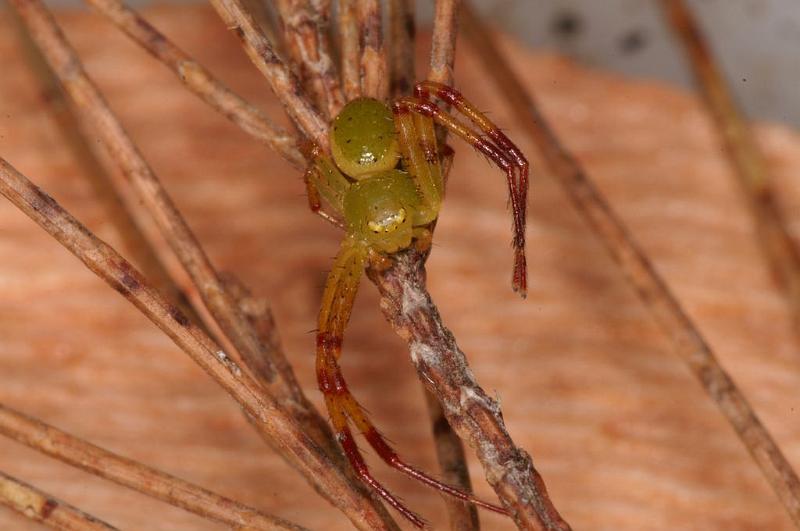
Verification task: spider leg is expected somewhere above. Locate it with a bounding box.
[441,144,456,189]
[416,83,529,287]
[303,144,350,229]
[319,357,429,528]
[316,241,509,527]
[415,81,529,222]
[304,169,345,229]
[393,96,528,296]
[339,379,510,518]
[316,241,427,526]
[392,103,443,226]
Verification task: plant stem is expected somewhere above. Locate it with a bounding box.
[461,3,800,528]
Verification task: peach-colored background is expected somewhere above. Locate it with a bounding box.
[1,5,800,530]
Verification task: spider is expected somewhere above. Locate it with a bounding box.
[303,80,530,527]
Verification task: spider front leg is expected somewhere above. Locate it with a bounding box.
[392,87,529,296]
[415,81,529,210]
[302,144,349,229]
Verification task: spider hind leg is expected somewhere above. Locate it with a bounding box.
[316,242,509,527]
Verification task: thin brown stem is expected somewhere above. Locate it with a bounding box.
[461,3,800,528]
[11,0,338,464]
[419,6,481,526]
[84,0,304,168]
[428,0,461,85]
[8,6,175,293]
[9,1,394,526]
[0,471,118,530]
[428,0,460,150]
[220,273,339,453]
[274,0,345,118]
[337,0,361,100]
[209,0,329,149]
[389,0,415,98]
[0,156,397,531]
[367,251,571,531]
[356,0,388,99]
[0,404,306,531]
[659,0,800,335]
[11,0,218,346]
[423,389,480,531]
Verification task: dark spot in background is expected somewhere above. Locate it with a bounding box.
[432,415,451,436]
[405,14,415,39]
[392,78,410,95]
[551,10,583,39]
[619,29,647,54]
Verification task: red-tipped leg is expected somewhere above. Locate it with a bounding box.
[393,86,529,297]
[315,244,510,527]
[317,342,509,527]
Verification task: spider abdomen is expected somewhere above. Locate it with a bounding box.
[330,97,400,179]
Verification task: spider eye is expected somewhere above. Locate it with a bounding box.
[368,208,406,234]
[359,152,377,166]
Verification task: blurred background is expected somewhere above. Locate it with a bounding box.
[2,0,800,529]
[40,0,800,127]
[429,0,800,128]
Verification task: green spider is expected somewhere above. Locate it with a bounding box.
[304,81,529,527]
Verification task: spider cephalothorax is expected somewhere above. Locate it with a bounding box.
[304,81,529,527]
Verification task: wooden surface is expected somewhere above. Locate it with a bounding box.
[1,5,800,530]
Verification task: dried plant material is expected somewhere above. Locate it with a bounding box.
[10,0,252,372]
[660,0,800,335]
[6,6,800,527]
[337,0,361,100]
[221,273,345,465]
[10,0,350,476]
[6,2,800,529]
[0,404,306,531]
[0,156,396,531]
[389,0,415,98]
[274,0,345,118]
[422,390,479,530]
[8,7,183,299]
[210,0,329,149]
[389,1,479,528]
[461,3,800,528]
[356,0,388,100]
[429,0,461,85]
[83,0,304,168]
[368,252,571,531]
[0,471,117,530]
